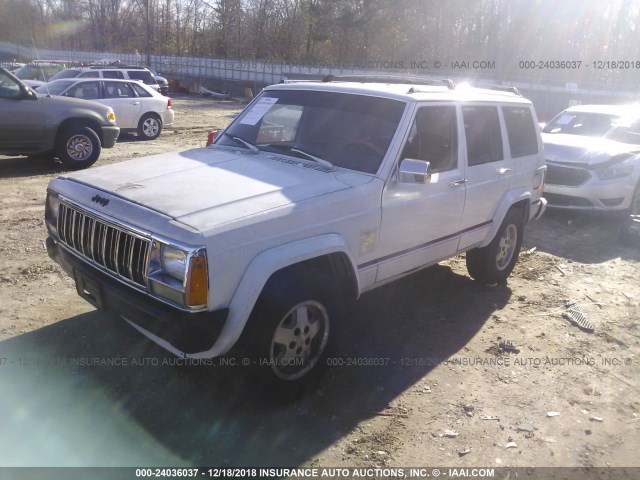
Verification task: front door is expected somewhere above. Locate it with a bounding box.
[376,104,465,282]
[0,70,46,152]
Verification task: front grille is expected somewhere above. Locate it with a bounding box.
[546,164,591,186]
[57,203,150,287]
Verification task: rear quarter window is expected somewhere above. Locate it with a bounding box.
[502,106,538,157]
[127,71,155,85]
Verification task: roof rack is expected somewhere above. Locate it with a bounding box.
[487,85,521,96]
[320,74,456,90]
[89,64,147,70]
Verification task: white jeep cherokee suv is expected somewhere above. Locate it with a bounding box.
[45,79,546,385]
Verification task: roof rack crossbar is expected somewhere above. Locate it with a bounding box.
[487,85,521,96]
[320,74,456,90]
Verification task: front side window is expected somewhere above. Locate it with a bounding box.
[0,69,21,99]
[401,105,458,173]
[503,106,538,157]
[105,82,135,98]
[462,105,503,166]
[216,90,406,174]
[64,81,101,100]
[78,70,100,78]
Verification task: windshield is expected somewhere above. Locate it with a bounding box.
[13,65,64,81]
[542,109,640,145]
[215,89,406,174]
[34,79,75,95]
[542,111,619,137]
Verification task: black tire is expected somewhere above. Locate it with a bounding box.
[236,269,340,393]
[137,113,162,140]
[466,208,524,285]
[55,126,101,170]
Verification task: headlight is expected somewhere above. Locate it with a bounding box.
[45,192,61,236]
[106,109,116,124]
[161,245,187,282]
[595,154,636,180]
[148,239,208,309]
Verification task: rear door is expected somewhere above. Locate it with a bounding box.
[459,104,510,250]
[101,81,142,129]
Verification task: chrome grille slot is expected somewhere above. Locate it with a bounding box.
[57,203,150,288]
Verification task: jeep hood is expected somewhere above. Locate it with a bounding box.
[542,133,640,166]
[62,147,361,229]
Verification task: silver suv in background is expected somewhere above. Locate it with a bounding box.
[32,65,160,93]
[542,104,640,214]
[0,66,119,169]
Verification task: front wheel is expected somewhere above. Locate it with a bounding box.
[466,208,524,285]
[138,113,162,140]
[238,269,339,391]
[55,126,101,169]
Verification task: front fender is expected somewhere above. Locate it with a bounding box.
[186,233,359,359]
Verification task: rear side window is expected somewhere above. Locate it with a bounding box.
[503,106,538,157]
[131,83,152,97]
[462,105,503,166]
[102,70,124,79]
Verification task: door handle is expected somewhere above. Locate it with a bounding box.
[448,179,467,188]
[496,167,512,175]
[131,101,140,105]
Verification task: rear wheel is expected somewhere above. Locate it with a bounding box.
[138,113,162,140]
[466,208,524,285]
[55,126,101,170]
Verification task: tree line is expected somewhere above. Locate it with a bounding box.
[1,0,639,87]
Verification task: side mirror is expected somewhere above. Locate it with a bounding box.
[19,85,38,100]
[398,158,432,184]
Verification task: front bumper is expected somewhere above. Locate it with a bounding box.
[530,197,547,222]
[100,125,120,149]
[47,236,228,356]
[545,163,638,211]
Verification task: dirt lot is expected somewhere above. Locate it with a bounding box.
[0,96,638,473]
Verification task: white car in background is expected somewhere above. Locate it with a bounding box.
[542,104,640,213]
[36,78,173,140]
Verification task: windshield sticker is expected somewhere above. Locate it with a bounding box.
[239,97,279,125]
[555,114,575,125]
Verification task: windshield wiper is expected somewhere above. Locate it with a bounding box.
[222,132,259,153]
[262,144,333,168]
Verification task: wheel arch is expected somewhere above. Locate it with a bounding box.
[186,234,359,359]
[480,189,530,248]
[56,118,104,145]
